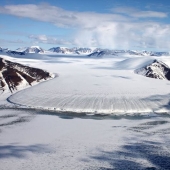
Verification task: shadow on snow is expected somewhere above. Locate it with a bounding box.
[0,144,52,159]
[90,141,170,170]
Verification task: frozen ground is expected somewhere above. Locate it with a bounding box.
[0,109,170,170]
[1,53,170,114]
[0,54,170,169]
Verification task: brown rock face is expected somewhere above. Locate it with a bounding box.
[0,57,52,93]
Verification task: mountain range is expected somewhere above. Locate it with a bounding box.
[1,46,170,57]
[48,47,98,54]
[0,46,170,94]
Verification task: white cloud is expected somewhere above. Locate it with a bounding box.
[29,35,72,45]
[0,4,170,50]
[0,39,26,49]
[112,7,168,18]
[73,22,170,50]
[0,4,130,28]
[0,39,24,44]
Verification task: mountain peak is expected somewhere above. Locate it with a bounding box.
[135,60,170,80]
[16,46,44,53]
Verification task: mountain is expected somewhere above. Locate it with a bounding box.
[132,51,170,56]
[72,47,96,54]
[16,46,44,53]
[150,52,170,56]
[48,47,73,54]
[0,47,10,53]
[88,50,116,57]
[1,46,170,57]
[88,50,170,57]
[7,50,25,55]
[88,50,138,57]
[135,60,170,80]
[48,47,99,55]
[0,57,54,93]
[1,46,45,56]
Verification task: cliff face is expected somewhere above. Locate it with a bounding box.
[0,57,52,93]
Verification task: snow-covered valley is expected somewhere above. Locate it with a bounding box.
[0,52,169,114]
[1,0,170,168]
[0,51,170,169]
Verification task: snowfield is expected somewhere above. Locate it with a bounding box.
[0,109,170,170]
[1,53,170,169]
[1,53,169,114]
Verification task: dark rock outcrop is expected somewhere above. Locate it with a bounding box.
[0,57,53,93]
[135,60,170,80]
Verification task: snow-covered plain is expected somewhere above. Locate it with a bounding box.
[0,109,170,170]
[2,53,170,114]
[1,53,170,169]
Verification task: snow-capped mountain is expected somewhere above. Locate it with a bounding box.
[88,50,139,57]
[0,47,10,53]
[72,47,96,54]
[0,57,53,93]
[150,52,170,56]
[1,46,170,57]
[48,47,73,54]
[7,50,25,55]
[135,60,170,80]
[0,47,25,55]
[16,46,44,53]
[48,47,99,55]
[88,50,170,57]
[88,50,116,57]
[132,51,170,56]
[2,46,45,55]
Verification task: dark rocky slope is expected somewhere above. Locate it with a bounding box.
[135,60,170,80]
[0,57,53,93]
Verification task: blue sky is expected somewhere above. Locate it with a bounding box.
[0,0,170,51]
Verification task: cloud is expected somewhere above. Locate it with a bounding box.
[29,35,73,45]
[3,31,29,36]
[0,39,26,49]
[0,39,24,44]
[0,4,170,50]
[145,3,170,11]
[0,4,130,28]
[112,7,168,18]
[74,22,170,50]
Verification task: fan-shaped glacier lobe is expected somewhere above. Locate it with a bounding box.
[7,54,170,114]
